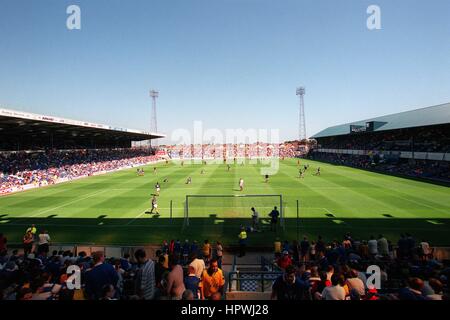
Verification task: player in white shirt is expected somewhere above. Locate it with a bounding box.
[239,178,244,191]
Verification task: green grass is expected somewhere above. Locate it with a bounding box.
[1,158,449,246]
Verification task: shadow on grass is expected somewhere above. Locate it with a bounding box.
[0,216,449,246]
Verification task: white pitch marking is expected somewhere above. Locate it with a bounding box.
[29,189,109,218]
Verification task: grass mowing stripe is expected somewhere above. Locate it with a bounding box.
[1,158,449,245]
[28,189,109,218]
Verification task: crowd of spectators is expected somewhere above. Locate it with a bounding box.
[0,142,307,195]
[309,152,450,182]
[270,234,449,300]
[0,231,225,300]
[0,149,158,194]
[1,228,449,301]
[161,142,302,159]
[316,125,450,153]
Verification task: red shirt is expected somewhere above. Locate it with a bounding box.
[277,256,292,269]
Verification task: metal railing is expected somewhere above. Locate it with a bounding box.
[228,271,282,292]
[260,256,282,272]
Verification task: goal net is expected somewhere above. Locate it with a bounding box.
[183,194,284,229]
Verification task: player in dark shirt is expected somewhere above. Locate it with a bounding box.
[269,206,280,232]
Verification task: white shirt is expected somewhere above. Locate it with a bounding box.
[377,238,389,255]
[368,239,378,255]
[421,242,431,255]
[38,234,51,245]
[239,179,244,186]
[321,285,346,300]
[189,258,205,279]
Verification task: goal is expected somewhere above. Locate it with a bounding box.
[183,194,284,230]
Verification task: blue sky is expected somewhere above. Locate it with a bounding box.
[0,0,449,143]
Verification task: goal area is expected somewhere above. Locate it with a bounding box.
[183,194,284,229]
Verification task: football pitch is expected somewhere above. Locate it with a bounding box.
[0,159,449,246]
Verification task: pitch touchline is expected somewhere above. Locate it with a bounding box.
[2,222,447,231]
[125,209,150,226]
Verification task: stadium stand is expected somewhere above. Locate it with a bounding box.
[308,103,450,184]
[161,142,302,159]
[0,107,165,195]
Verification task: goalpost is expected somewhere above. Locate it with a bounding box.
[183,194,284,230]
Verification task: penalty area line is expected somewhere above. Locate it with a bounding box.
[125,209,152,226]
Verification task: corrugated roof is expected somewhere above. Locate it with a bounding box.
[311,103,450,138]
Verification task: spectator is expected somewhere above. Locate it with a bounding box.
[182,240,190,265]
[326,265,334,282]
[398,277,426,300]
[190,240,199,257]
[291,240,300,263]
[199,259,225,300]
[155,254,168,291]
[22,231,34,257]
[210,292,222,300]
[202,240,211,263]
[277,251,293,270]
[406,233,416,258]
[359,240,369,259]
[85,251,119,300]
[377,234,389,257]
[426,278,444,300]
[271,265,310,300]
[397,234,409,259]
[309,266,322,297]
[30,273,62,300]
[300,237,310,262]
[316,236,326,255]
[238,227,247,257]
[309,241,316,260]
[215,241,223,269]
[26,224,37,238]
[101,284,117,300]
[420,239,432,260]
[37,230,51,256]
[134,249,155,300]
[274,238,282,255]
[346,270,366,297]
[368,236,378,257]
[174,239,181,261]
[166,256,185,300]
[119,253,132,272]
[189,252,206,279]
[184,265,200,299]
[181,289,194,300]
[320,274,346,300]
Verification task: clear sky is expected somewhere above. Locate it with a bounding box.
[0,0,449,144]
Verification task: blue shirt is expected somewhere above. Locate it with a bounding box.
[184,275,200,298]
[85,263,119,300]
[270,210,280,222]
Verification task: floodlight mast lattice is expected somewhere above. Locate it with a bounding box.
[150,89,159,147]
[296,86,306,141]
